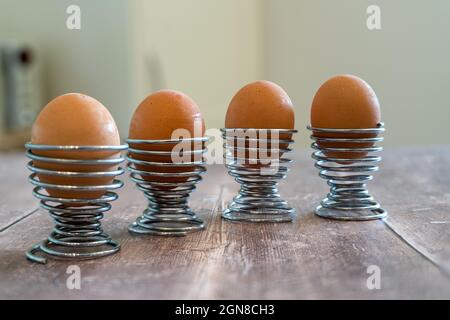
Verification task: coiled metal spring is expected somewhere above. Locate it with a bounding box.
[307,123,387,220]
[126,137,209,236]
[25,144,127,264]
[221,128,298,222]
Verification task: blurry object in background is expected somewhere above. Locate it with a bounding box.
[0,40,45,150]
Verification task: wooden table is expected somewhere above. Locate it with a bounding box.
[1,147,449,299]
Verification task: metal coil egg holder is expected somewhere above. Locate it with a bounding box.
[126,137,209,236]
[307,123,387,221]
[221,128,298,222]
[25,143,127,264]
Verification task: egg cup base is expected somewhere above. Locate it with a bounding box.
[314,206,387,221]
[222,208,295,223]
[128,221,204,237]
[128,208,205,236]
[26,238,120,264]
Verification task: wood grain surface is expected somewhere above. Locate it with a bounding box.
[0,147,449,299]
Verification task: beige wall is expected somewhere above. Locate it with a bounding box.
[1,0,449,147]
[129,0,264,132]
[265,0,450,147]
[0,0,263,140]
[0,0,134,140]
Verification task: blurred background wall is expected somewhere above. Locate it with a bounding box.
[0,0,449,149]
[0,0,134,145]
[265,0,450,147]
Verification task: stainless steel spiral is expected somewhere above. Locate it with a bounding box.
[221,128,298,222]
[126,137,209,236]
[307,123,387,220]
[25,143,127,264]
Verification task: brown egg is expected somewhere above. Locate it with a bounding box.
[128,90,205,186]
[31,93,121,200]
[225,80,295,165]
[311,75,381,160]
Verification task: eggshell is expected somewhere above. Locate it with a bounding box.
[31,93,121,200]
[128,90,205,187]
[310,75,381,160]
[226,80,295,129]
[225,80,295,165]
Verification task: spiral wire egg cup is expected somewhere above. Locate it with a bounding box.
[25,144,127,264]
[307,123,387,220]
[126,137,209,236]
[221,128,298,222]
